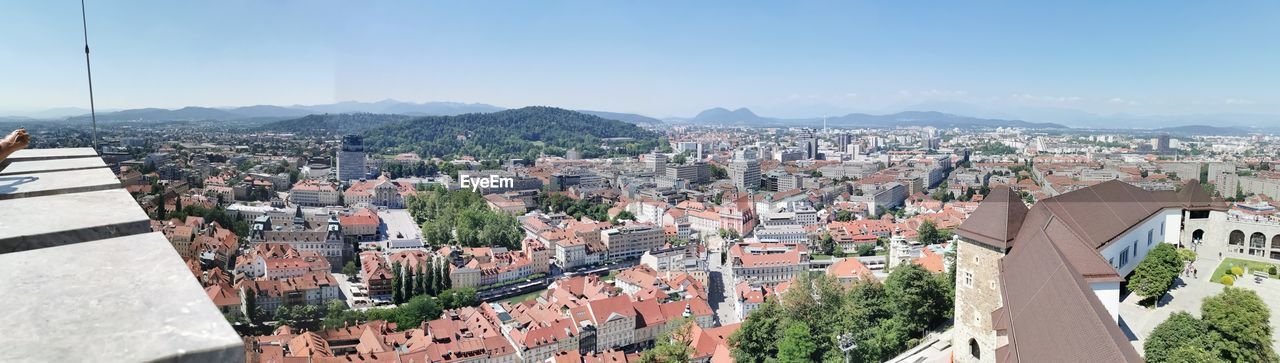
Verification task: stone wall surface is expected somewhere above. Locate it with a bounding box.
[0,148,244,363]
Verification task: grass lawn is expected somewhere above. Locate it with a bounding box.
[1211,258,1280,284]
[499,290,543,304]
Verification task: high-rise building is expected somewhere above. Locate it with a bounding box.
[1157,134,1171,154]
[730,149,761,191]
[837,133,853,154]
[797,128,818,160]
[646,151,667,175]
[337,135,366,185]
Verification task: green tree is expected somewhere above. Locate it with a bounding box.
[1145,312,1216,363]
[393,295,443,328]
[1129,246,1180,304]
[639,319,695,363]
[862,316,915,362]
[404,265,416,299]
[424,263,440,297]
[670,152,688,165]
[1165,345,1226,363]
[917,220,941,244]
[243,287,259,324]
[156,188,167,220]
[855,243,875,257]
[776,321,818,363]
[883,263,949,334]
[438,288,479,309]
[729,299,782,363]
[819,233,837,255]
[834,210,855,222]
[341,261,357,276]
[1202,287,1276,362]
[391,261,403,304]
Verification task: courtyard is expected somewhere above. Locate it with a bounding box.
[1120,241,1280,355]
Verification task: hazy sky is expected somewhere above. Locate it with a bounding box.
[4,1,1279,118]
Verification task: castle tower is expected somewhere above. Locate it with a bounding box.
[952,187,1027,363]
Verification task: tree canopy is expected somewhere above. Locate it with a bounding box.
[729,264,952,363]
[360,107,659,160]
[1144,287,1275,362]
[407,186,523,249]
[1129,243,1182,304]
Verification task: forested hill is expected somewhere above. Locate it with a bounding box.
[259,113,412,134]
[361,106,660,160]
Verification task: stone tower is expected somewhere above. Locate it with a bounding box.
[952,187,1027,363]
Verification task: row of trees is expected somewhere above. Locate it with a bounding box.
[1144,287,1275,362]
[1128,244,1184,305]
[390,259,457,305]
[407,186,524,249]
[729,264,952,363]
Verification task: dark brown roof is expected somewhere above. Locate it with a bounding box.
[1174,179,1229,211]
[1035,180,1164,251]
[993,214,1142,363]
[955,187,1028,250]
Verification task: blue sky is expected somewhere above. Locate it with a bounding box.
[3,1,1278,118]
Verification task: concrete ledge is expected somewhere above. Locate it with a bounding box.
[0,167,121,200]
[4,147,99,162]
[0,232,245,363]
[0,156,108,176]
[0,189,151,254]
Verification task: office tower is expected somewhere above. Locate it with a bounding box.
[646,151,667,174]
[797,128,818,160]
[730,149,761,191]
[337,135,366,185]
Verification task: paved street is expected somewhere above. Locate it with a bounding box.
[331,273,364,309]
[708,249,738,325]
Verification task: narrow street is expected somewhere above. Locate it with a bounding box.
[708,250,738,325]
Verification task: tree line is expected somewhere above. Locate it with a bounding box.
[390,258,462,305]
[729,264,953,363]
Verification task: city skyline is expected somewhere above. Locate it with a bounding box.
[5,1,1280,123]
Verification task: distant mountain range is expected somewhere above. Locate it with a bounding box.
[667,107,1067,129]
[41,100,503,123]
[576,110,664,125]
[11,100,1280,132]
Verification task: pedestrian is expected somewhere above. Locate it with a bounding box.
[1193,267,1198,279]
[1219,252,1223,260]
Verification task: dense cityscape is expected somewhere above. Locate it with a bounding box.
[4,108,1280,362]
[5,2,1280,362]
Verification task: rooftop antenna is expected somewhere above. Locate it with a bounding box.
[80,0,99,153]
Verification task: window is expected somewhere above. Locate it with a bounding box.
[964,271,973,288]
[1132,241,1138,257]
[970,339,981,359]
[1119,248,1130,267]
[1147,230,1153,246]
